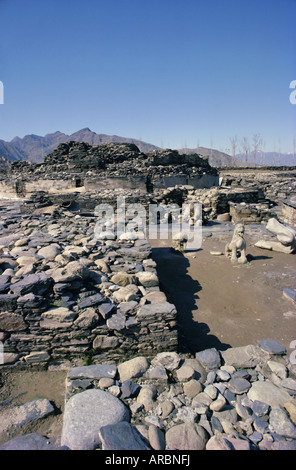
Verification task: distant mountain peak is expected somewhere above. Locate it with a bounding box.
[79,127,92,132]
[0,129,160,164]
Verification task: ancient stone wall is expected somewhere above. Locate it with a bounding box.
[0,208,178,368]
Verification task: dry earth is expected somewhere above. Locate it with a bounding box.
[149,223,296,354]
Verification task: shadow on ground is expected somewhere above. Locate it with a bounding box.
[151,247,231,354]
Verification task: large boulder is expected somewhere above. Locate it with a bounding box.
[61,389,130,450]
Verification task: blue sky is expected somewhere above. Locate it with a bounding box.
[0,0,295,153]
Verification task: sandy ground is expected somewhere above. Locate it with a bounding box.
[149,222,296,354]
[0,369,67,446]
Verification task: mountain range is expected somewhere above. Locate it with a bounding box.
[0,128,236,167]
[0,128,294,168]
[0,128,160,164]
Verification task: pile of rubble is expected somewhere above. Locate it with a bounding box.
[8,142,217,181]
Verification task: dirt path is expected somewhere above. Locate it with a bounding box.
[149,223,296,355]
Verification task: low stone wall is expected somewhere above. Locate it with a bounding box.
[229,202,272,224]
[0,206,178,368]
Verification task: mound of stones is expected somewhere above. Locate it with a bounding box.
[1,340,296,450]
[9,142,217,181]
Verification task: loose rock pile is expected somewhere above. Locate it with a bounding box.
[8,142,217,182]
[1,341,296,450]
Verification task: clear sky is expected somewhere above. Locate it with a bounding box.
[0,0,295,153]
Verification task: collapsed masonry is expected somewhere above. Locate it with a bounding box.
[0,142,219,198]
[1,142,295,228]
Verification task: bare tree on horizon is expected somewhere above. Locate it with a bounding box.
[229,135,238,166]
[241,136,250,165]
[252,133,263,166]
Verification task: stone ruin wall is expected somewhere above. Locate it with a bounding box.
[0,221,179,368]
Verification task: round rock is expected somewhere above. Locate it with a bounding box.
[61,389,130,450]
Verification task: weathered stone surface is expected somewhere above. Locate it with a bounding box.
[176,364,196,381]
[68,364,117,380]
[137,302,176,319]
[93,335,121,349]
[110,272,137,287]
[98,302,116,319]
[0,312,26,331]
[183,379,202,398]
[195,348,221,370]
[37,243,61,260]
[99,421,150,450]
[284,399,296,425]
[120,381,141,399]
[24,351,50,363]
[118,356,150,382]
[118,300,138,315]
[106,313,126,330]
[209,394,226,411]
[40,307,76,329]
[205,435,234,450]
[165,423,208,450]
[0,294,18,312]
[247,381,291,407]
[269,406,296,438]
[0,274,11,293]
[136,271,159,287]
[61,389,130,450]
[142,292,166,306]
[258,339,286,355]
[0,399,54,432]
[221,344,268,368]
[227,377,251,394]
[151,351,181,371]
[73,308,99,329]
[191,391,212,411]
[76,293,105,309]
[10,272,52,296]
[0,433,61,451]
[147,365,168,380]
[51,261,89,283]
[148,425,166,450]
[113,284,139,302]
[2,352,19,364]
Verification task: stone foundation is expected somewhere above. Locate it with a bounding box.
[0,206,178,368]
